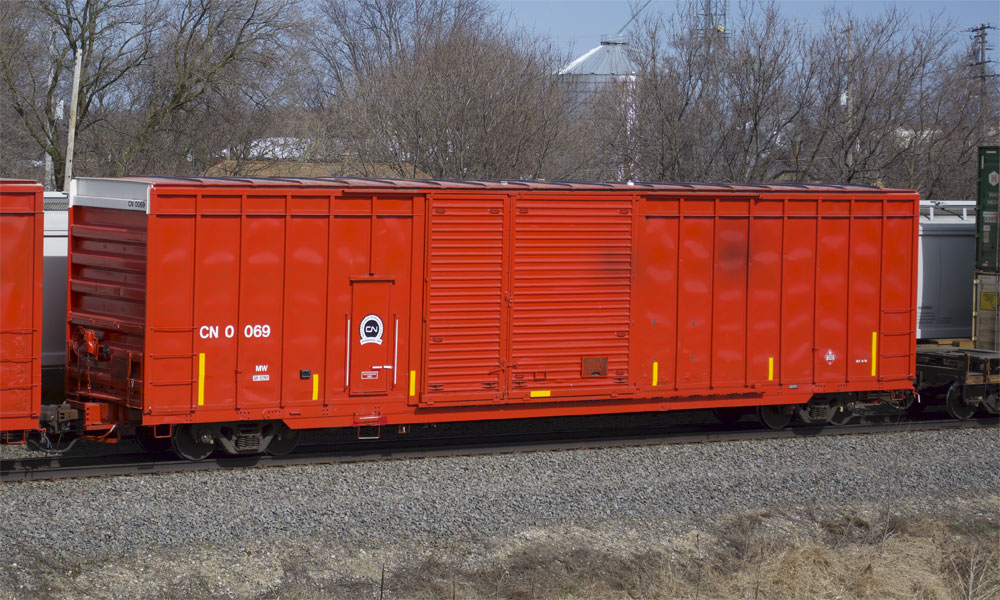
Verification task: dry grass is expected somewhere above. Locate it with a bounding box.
[11,504,997,599]
[376,509,999,600]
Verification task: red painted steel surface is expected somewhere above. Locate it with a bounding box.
[0,179,44,434]
[65,177,920,432]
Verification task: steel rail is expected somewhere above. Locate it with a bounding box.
[2,417,997,483]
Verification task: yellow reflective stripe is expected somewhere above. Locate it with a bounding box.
[652,361,659,387]
[530,390,551,398]
[768,357,774,382]
[871,331,877,376]
[197,353,205,406]
[409,370,416,397]
[312,374,319,400]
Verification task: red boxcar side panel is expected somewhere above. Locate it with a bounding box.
[634,212,679,391]
[780,216,817,384]
[676,216,713,389]
[194,214,240,411]
[711,217,748,389]
[848,216,882,382]
[328,210,368,401]
[0,180,43,433]
[146,214,194,415]
[880,203,918,380]
[814,215,850,382]
[236,214,285,409]
[747,215,782,387]
[282,214,330,406]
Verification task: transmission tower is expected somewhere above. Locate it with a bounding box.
[698,0,728,41]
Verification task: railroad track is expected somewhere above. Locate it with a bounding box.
[2,416,997,482]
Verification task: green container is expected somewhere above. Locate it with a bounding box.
[976,146,1000,272]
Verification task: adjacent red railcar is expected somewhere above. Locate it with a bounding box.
[0,179,44,440]
[63,177,919,457]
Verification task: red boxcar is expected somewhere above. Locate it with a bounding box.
[64,177,919,456]
[0,179,44,440]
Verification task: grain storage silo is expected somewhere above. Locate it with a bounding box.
[558,35,638,109]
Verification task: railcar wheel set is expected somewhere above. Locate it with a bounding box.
[1,177,996,459]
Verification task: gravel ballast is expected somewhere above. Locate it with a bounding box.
[1,427,997,598]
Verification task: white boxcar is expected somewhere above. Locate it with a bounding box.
[917,200,976,339]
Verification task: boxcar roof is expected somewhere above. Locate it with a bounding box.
[106,176,913,195]
[0,178,45,186]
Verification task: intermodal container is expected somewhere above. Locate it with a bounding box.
[66,177,920,431]
[977,146,1000,271]
[0,179,44,436]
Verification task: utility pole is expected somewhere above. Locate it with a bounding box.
[62,48,82,192]
[844,24,855,175]
[966,23,997,79]
[965,24,997,140]
[44,30,55,190]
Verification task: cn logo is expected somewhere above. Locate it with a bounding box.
[359,314,384,345]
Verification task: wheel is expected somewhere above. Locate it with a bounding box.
[828,400,854,426]
[135,427,171,453]
[712,407,744,425]
[796,399,838,426]
[945,383,976,420]
[757,405,791,429]
[981,391,999,416]
[265,424,300,456]
[170,424,215,461]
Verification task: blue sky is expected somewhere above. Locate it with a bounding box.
[497,0,1000,63]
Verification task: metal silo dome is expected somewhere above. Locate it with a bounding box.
[558,35,639,108]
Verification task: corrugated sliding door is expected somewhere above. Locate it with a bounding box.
[508,195,632,399]
[423,196,506,403]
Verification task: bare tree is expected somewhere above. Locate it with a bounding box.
[882,41,999,198]
[602,1,806,183]
[0,0,157,188]
[716,1,815,182]
[314,0,490,89]
[314,0,580,180]
[595,0,995,195]
[793,8,955,186]
[2,0,994,194]
[101,0,301,175]
[625,5,726,181]
[0,0,302,183]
